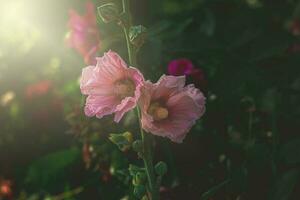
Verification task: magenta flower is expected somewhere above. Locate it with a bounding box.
[139,75,205,143]
[168,58,194,76]
[80,50,144,122]
[168,59,207,91]
[67,2,100,65]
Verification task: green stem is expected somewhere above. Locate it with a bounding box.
[122,25,135,66]
[121,0,158,199]
[121,0,136,66]
[137,107,159,200]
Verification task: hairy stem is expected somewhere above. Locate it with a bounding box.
[122,0,158,199]
[121,0,136,66]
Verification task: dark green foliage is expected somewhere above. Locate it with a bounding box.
[280,139,300,164]
[25,148,80,190]
[268,169,300,200]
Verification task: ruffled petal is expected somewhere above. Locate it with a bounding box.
[113,67,144,122]
[84,95,118,118]
[152,75,185,100]
[80,65,96,95]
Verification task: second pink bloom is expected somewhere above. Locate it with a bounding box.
[139,75,206,143]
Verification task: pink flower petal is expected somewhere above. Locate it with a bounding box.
[140,75,206,143]
[84,95,118,118]
[152,75,185,100]
[80,51,144,122]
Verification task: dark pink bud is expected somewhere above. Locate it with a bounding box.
[167,58,194,76]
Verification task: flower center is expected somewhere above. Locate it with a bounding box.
[148,102,169,121]
[114,79,135,99]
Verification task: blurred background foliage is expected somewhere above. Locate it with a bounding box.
[0,0,300,199]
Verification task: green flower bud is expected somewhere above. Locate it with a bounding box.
[155,161,168,176]
[109,132,133,151]
[141,195,149,200]
[129,164,143,176]
[135,172,147,184]
[129,25,147,49]
[132,140,143,152]
[122,131,133,143]
[97,3,120,23]
[132,177,138,186]
[134,185,146,198]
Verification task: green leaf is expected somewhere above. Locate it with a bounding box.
[25,148,80,188]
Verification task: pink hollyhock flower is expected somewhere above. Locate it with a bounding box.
[67,2,100,64]
[168,58,194,76]
[139,75,205,143]
[80,50,144,122]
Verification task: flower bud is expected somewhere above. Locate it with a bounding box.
[97,3,120,23]
[122,131,133,143]
[129,25,147,49]
[141,195,149,200]
[109,132,133,151]
[129,164,144,176]
[135,172,147,184]
[132,177,138,186]
[132,172,146,185]
[134,185,146,198]
[155,161,168,176]
[132,140,143,152]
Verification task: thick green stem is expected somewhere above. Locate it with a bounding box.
[121,0,158,199]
